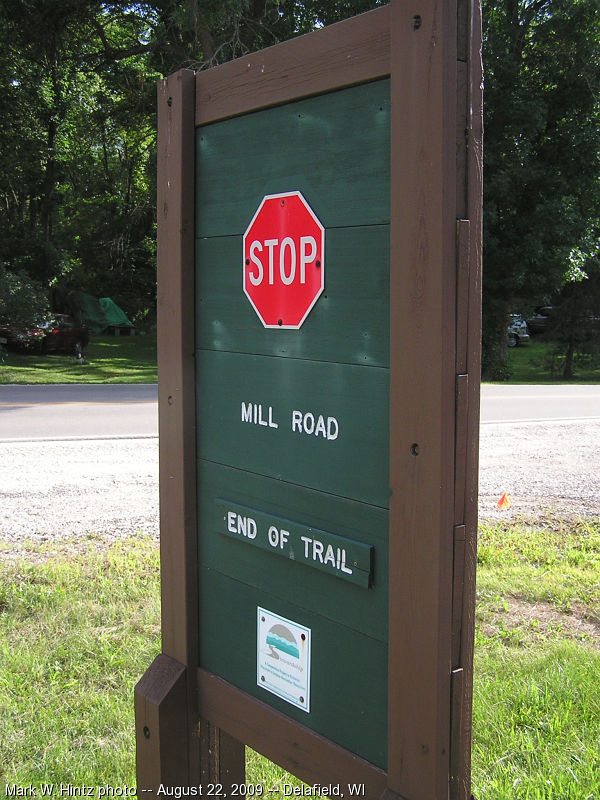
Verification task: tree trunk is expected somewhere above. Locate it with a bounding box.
[41,116,57,243]
[562,336,575,380]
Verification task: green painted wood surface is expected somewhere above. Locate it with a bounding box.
[196,225,389,367]
[196,349,389,508]
[196,80,390,238]
[198,568,388,770]
[195,80,391,767]
[215,498,373,588]
[198,461,388,641]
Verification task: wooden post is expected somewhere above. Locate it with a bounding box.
[135,67,245,793]
[387,1,482,797]
[388,1,457,796]
[135,654,188,787]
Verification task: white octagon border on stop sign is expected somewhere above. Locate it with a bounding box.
[242,191,325,330]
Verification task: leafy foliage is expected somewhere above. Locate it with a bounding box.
[0,0,598,363]
[545,255,600,378]
[482,0,600,377]
[0,1,161,322]
[0,265,51,329]
[0,1,385,326]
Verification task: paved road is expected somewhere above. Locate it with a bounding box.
[0,383,158,442]
[0,383,598,442]
[0,383,598,550]
[480,384,600,424]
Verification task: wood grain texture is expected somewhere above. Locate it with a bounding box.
[198,459,388,630]
[197,668,388,796]
[150,1,483,795]
[195,225,390,367]
[154,68,246,788]
[456,220,471,375]
[451,527,467,668]
[195,6,390,126]
[156,69,197,667]
[135,654,189,792]
[194,61,393,776]
[454,372,470,527]
[453,0,484,795]
[388,0,458,797]
[456,62,469,220]
[195,80,390,238]
[198,569,388,768]
[450,667,465,797]
[199,723,246,790]
[196,350,389,506]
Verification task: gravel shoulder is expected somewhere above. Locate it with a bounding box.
[478,419,600,523]
[0,438,159,559]
[1,419,598,559]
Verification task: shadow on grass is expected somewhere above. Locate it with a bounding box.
[0,334,157,384]
[505,338,600,383]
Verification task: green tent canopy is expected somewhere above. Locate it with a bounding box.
[99,297,134,329]
[66,291,134,334]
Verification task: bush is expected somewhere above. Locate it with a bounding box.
[0,264,50,328]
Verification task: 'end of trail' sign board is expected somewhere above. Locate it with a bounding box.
[135,2,483,799]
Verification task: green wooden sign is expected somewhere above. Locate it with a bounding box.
[137,5,482,798]
[195,78,391,768]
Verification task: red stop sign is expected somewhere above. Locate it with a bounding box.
[243,192,325,329]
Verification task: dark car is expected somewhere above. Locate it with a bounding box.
[526,306,553,334]
[0,314,89,355]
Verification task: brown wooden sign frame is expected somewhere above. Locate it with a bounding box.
[135,2,483,798]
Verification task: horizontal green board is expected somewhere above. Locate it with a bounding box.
[194,80,392,766]
[198,461,388,641]
[196,80,390,238]
[196,225,390,367]
[216,498,373,587]
[198,569,387,770]
[196,350,389,508]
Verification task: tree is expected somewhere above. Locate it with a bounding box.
[0,1,162,319]
[546,246,600,378]
[0,1,386,325]
[0,265,51,329]
[482,0,600,378]
[2,0,598,355]
[147,0,385,74]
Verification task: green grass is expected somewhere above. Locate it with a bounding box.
[3,331,598,387]
[0,538,161,787]
[1,520,600,796]
[0,334,157,384]
[473,518,600,798]
[505,338,600,383]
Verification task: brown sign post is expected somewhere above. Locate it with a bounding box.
[135,2,482,798]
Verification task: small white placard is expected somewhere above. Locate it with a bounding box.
[257,607,311,713]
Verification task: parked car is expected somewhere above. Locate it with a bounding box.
[526,306,553,334]
[0,314,89,355]
[507,314,530,347]
[0,321,46,352]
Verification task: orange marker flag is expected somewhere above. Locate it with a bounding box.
[497,492,512,510]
